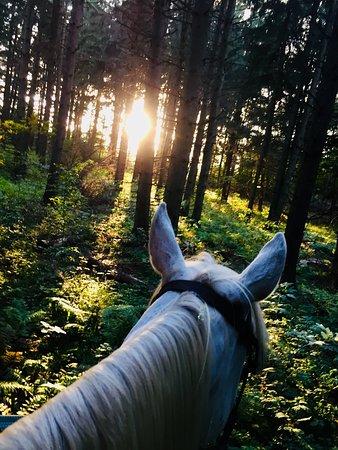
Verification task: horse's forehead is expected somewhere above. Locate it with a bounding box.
[185,257,239,280]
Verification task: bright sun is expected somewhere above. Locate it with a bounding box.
[124,98,151,155]
[78,96,151,157]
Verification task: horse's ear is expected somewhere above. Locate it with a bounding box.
[149,203,185,278]
[239,232,287,301]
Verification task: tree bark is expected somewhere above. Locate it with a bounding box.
[109,82,123,164]
[14,0,35,121]
[71,89,86,157]
[332,235,338,290]
[192,0,236,222]
[2,7,20,121]
[182,0,231,215]
[248,0,295,210]
[43,0,85,204]
[247,91,277,210]
[26,28,42,149]
[267,93,300,221]
[52,7,67,130]
[115,90,135,183]
[182,97,209,213]
[164,0,214,230]
[157,1,191,188]
[134,0,168,231]
[283,7,338,282]
[12,0,35,178]
[221,134,235,201]
[268,0,322,222]
[36,0,63,163]
[87,87,102,155]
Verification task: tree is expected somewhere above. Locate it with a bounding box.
[221,98,244,201]
[133,0,169,231]
[182,0,230,215]
[192,0,236,222]
[1,3,22,121]
[268,0,323,223]
[12,0,35,178]
[43,0,85,204]
[283,5,338,282]
[115,85,135,183]
[35,0,64,163]
[332,234,338,290]
[247,0,296,210]
[164,0,214,230]
[157,1,192,188]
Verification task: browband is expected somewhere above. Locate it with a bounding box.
[151,279,257,351]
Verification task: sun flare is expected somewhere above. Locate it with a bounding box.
[124,98,151,155]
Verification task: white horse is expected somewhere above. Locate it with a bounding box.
[0,203,286,450]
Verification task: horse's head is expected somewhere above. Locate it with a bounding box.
[148,202,287,446]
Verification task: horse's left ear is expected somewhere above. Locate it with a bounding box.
[239,232,287,301]
[149,203,185,279]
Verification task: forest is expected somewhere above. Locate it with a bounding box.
[0,0,337,448]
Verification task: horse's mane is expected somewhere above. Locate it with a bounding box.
[0,294,210,450]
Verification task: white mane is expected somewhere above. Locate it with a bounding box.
[0,295,210,450]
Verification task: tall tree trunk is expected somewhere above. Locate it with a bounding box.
[267,94,300,221]
[332,235,338,290]
[283,7,338,282]
[52,8,67,130]
[192,0,236,222]
[12,0,35,178]
[248,0,295,210]
[221,134,236,201]
[182,97,209,213]
[2,7,20,121]
[26,28,42,149]
[183,0,231,214]
[87,87,102,155]
[72,89,86,157]
[36,0,63,163]
[273,0,336,223]
[258,168,266,212]
[134,0,168,231]
[43,0,85,204]
[221,98,244,201]
[247,91,277,210]
[268,0,322,222]
[115,92,135,183]
[109,82,123,164]
[157,1,191,188]
[14,0,35,121]
[164,0,214,230]
[66,88,76,141]
[216,131,227,187]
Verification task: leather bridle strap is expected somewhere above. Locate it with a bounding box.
[152,279,257,348]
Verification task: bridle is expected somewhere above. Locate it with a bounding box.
[151,279,259,450]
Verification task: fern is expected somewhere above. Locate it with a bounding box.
[0,381,31,395]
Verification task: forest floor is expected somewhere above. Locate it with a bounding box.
[0,155,337,449]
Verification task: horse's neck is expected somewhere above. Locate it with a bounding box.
[0,295,209,450]
[202,306,246,446]
[130,290,247,447]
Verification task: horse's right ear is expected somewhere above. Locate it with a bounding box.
[239,232,287,301]
[149,203,185,279]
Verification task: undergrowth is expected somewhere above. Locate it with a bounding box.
[0,156,336,449]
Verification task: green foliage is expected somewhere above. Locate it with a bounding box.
[0,161,336,449]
